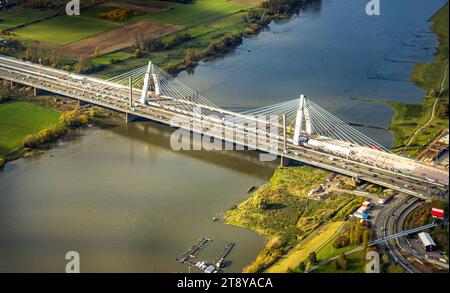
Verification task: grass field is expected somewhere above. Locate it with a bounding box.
[225,166,355,272]
[140,0,252,26]
[0,101,60,155]
[315,224,359,261]
[313,250,365,273]
[95,12,248,78]
[90,51,134,66]
[266,221,344,273]
[0,6,56,30]
[14,15,121,45]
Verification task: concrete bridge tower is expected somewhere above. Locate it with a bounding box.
[293,94,312,145]
[140,61,161,104]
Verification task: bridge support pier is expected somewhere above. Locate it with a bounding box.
[33,87,50,97]
[126,113,139,123]
[280,156,291,167]
[10,81,17,90]
[78,100,90,107]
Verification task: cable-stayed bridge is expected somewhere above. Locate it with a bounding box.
[0,55,448,199]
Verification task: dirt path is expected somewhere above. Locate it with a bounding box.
[402,63,449,154]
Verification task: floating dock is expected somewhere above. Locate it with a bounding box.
[176,237,212,265]
[213,242,235,268]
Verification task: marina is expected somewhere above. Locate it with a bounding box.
[176,237,235,273]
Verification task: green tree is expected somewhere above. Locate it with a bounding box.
[185,47,197,67]
[386,264,404,273]
[337,253,348,270]
[298,261,306,272]
[76,56,90,74]
[354,221,361,244]
[308,252,318,266]
[362,230,369,252]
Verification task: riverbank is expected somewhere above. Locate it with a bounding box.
[0,85,111,167]
[224,166,359,272]
[387,2,448,157]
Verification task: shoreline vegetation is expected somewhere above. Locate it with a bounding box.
[361,2,448,157]
[224,167,362,272]
[0,84,111,167]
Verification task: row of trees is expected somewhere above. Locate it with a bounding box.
[332,220,371,251]
[0,39,24,55]
[0,81,18,103]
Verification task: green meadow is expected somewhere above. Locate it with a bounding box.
[14,15,121,45]
[140,0,252,26]
[0,101,60,155]
[0,6,56,30]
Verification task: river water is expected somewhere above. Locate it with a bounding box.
[0,0,446,272]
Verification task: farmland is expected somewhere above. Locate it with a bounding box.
[0,6,56,30]
[14,15,122,45]
[58,20,182,57]
[140,0,254,26]
[0,0,274,76]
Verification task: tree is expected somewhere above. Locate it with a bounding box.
[134,48,143,58]
[308,252,318,266]
[386,264,404,273]
[76,56,90,74]
[298,261,306,272]
[185,47,197,67]
[337,253,348,270]
[94,47,100,56]
[354,221,361,244]
[362,230,369,252]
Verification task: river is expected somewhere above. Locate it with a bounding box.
[0,0,446,272]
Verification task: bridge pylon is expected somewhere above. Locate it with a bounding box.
[293,94,312,145]
[140,61,161,105]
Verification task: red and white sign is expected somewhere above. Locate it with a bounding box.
[431,207,445,219]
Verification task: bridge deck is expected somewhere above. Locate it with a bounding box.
[1,55,448,199]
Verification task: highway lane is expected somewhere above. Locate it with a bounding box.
[1,56,448,199]
[377,195,419,273]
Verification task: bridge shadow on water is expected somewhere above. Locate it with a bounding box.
[94,117,278,179]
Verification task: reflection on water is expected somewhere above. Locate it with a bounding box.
[0,121,276,272]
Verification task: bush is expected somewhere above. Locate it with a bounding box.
[59,110,89,128]
[22,124,67,148]
[308,252,318,265]
[23,110,89,148]
[98,8,134,22]
[0,157,5,169]
[333,235,350,249]
[337,253,348,270]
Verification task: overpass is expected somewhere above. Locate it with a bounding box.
[1,54,448,199]
[369,222,438,247]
